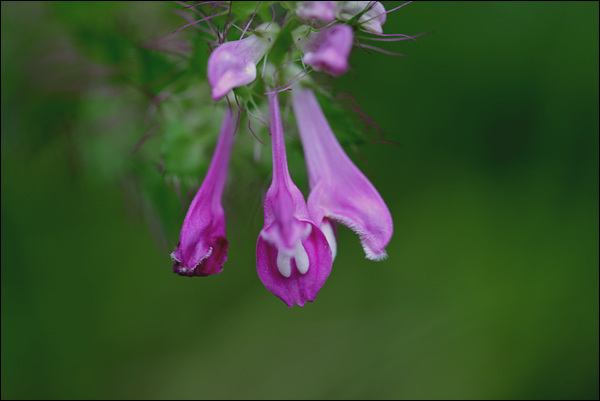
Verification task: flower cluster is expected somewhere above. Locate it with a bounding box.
[171,1,422,307]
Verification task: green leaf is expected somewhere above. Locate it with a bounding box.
[230,1,277,23]
[315,92,368,148]
[161,119,211,178]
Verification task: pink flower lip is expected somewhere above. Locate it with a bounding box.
[172,237,228,277]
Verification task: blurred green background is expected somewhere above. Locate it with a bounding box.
[1,1,598,399]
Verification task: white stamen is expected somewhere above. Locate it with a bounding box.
[276,241,311,277]
[294,242,310,274]
[320,220,337,261]
[277,251,292,277]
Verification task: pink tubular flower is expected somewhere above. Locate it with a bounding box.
[207,24,279,101]
[256,91,333,307]
[292,86,393,260]
[296,1,336,23]
[302,24,354,77]
[171,107,236,276]
[336,1,387,34]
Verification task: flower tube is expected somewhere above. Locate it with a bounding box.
[292,86,393,260]
[256,91,333,307]
[171,107,236,276]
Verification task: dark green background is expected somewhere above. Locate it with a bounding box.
[2,1,598,399]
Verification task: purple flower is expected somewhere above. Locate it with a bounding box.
[297,1,336,23]
[171,107,237,276]
[256,91,333,307]
[337,1,387,34]
[292,86,393,260]
[207,24,279,101]
[302,24,354,77]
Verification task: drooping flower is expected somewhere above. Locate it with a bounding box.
[292,86,393,260]
[207,23,280,101]
[171,107,237,276]
[166,0,426,305]
[296,1,336,23]
[336,1,387,34]
[301,24,354,77]
[256,91,333,307]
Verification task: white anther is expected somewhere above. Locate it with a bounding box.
[276,241,310,277]
[320,220,337,261]
[276,250,292,278]
[294,242,310,274]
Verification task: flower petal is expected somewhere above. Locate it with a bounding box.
[292,86,393,260]
[256,91,333,306]
[171,107,236,275]
[302,24,354,77]
[257,221,332,307]
[207,24,279,101]
[297,1,336,23]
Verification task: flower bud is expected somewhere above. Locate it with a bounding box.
[302,24,354,77]
[207,23,279,101]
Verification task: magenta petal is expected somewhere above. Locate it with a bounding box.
[256,91,333,307]
[303,24,354,77]
[172,236,228,277]
[207,37,264,101]
[171,107,236,276]
[292,86,393,260]
[207,24,279,101]
[257,221,332,307]
[297,1,336,23]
